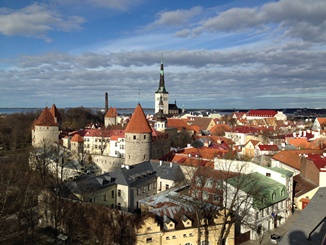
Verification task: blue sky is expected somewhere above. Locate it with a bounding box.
[0,0,325,109]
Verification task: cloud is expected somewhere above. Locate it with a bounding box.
[53,0,141,11]
[2,45,325,108]
[190,0,326,43]
[0,3,85,40]
[146,6,203,29]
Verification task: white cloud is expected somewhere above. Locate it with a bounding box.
[0,3,85,39]
[189,0,326,43]
[53,0,141,11]
[147,6,203,29]
[2,45,325,108]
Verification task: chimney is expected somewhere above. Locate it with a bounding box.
[105,92,108,113]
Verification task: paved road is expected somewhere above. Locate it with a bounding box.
[242,210,301,245]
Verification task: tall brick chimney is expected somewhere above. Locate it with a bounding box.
[105,92,108,113]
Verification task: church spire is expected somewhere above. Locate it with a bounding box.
[156,54,167,93]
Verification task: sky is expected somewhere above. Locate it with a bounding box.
[0,0,325,110]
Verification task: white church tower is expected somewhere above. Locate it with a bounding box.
[155,56,169,114]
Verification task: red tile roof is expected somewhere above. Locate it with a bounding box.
[34,107,58,126]
[125,104,152,133]
[317,118,326,125]
[71,134,84,142]
[230,126,259,134]
[272,149,324,170]
[257,144,279,151]
[105,107,117,118]
[50,104,62,122]
[306,153,326,172]
[167,118,193,131]
[247,110,277,117]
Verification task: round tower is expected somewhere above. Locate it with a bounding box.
[32,106,59,147]
[124,104,152,165]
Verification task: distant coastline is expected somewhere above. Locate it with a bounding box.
[1,107,325,117]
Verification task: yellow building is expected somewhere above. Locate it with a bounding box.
[136,212,235,245]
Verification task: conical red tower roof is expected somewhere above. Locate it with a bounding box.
[105,107,117,118]
[125,104,152,133]
[50,104,62,122]
[35,107,58,126]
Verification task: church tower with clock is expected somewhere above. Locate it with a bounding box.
[154,56,169,114]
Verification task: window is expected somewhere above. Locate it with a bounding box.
[165,184,169,190]
[137,188,140,195]
[118,190,121,197]
[183,234,187,238]
[281,189,285,196]
[201,241,209,245]
[103,193,107,201]
[204,178,213,188]
[117,203,121,210]
[189,233,194,237]
[202,191,209,200]
[213,194,220,202]
[166,236,170,240]
[192,189,199,198]
[111,190,115,198]
[133,135,136,140]
[266,173,271,177]
[115,142,117,147]
[272,193,276,201]
[172,235,177,239]
[195,176,203,186]
[148,184,152,191]
[146,237,153,243]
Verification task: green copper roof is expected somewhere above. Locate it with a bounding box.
[227,172,288,210]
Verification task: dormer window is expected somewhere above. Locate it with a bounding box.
[272,193,276,201]
[281,189,285,196]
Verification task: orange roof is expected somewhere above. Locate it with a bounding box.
[167,118,193,131]
[317,118,326,125]
[287,138,312,149]
[34,107,58,126]
[210,124,231,135]
[125,104,152,133]
[105,107,117,118]
[272,149,324,170]
[71,134,84,142]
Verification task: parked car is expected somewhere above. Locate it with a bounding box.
[271,234,282,244]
